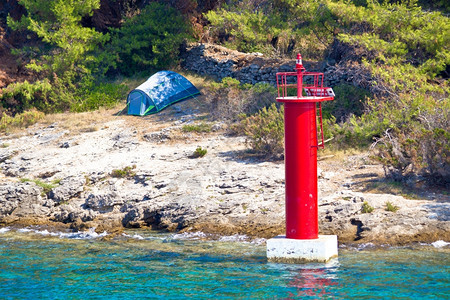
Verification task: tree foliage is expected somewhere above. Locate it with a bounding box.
[204,0,334,58]
[2,0,124,115]
[1,0,448,183]
[104,2,189,76]
[327,0,449,183]
[205,0,448,183]
[7,0,108,82]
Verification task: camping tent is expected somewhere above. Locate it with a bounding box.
[127,71,200,116]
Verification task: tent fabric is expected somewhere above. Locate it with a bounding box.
[127,71,200,116]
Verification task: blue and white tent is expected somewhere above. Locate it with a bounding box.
[127,71,200,116]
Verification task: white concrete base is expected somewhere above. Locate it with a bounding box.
[266,235,338,263]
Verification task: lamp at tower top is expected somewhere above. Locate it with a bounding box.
[295,53,305,72]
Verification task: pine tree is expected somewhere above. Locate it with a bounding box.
[6,0,110,112]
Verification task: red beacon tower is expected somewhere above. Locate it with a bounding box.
[267,53,338,263]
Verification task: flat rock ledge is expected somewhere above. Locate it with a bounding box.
[0,118,448,245]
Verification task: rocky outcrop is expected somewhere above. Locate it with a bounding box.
[0,181,51,224]
[0,114,448,244]
[181,43,361,88]
[319,190,450,244]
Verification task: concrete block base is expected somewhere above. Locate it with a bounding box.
[266,235,338,263]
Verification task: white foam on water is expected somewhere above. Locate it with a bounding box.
[250,237,266,245]
[219,234,266,244]
[171,231,266,244]
[219,234,249,242]
[0,227,10,234]
[60,228,108,239]
[16,227,108,240]
[431,240,449,248]
[355,242,375,250]
[122,233,145,240]
[172,231,207,240]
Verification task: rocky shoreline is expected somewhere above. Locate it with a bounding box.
[0,104,449,246]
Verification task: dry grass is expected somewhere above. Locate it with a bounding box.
[179,70,216,91]
[1,71,216,140]
[41,104,125,135]
[359,180,425,200]
[318,147,367,163]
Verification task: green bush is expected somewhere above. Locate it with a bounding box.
[319,1,449,185]
[371,97,449,183]
[361,201,374,213]
[3,0,118,116]
[69,82,128,113]
[204,0,335,58]
[0,110,45,132]
[7,0,108,82]
[20,178,60,196]
[385,201,400,213]
[105,2,189,76]
[322,83,370,122]
[111,165,137,178]
[0,80,52,114]
[192,146,207,158]
[205,8,275,53]
[240,103,284,158]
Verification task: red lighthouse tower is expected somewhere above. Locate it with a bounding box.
[267,53,338,263]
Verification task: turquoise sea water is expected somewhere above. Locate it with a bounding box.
[0,227,448,299]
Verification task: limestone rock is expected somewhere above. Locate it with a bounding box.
[49,176,86,203]
[0,182,49,218]
[85,192,124,213]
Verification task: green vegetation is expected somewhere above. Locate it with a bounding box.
[385,201,400,213]
[206,0,449,184]
[204,0,333,58]
[361,201,374,214]
[20,178,60,196]
[3,0,124,115]
[0,0,184,119]
[0,110,45,132]
[103,2,189,76]
[182,123,212,133]
[111,165,137,178]
[363,180,422,199]
[192,146,207,158]
[1,0,448,185]
[239,103,284,158]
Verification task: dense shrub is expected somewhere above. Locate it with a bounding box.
[372,98,449,184]
[111,165,136,178]
[0,110,45,132]
[2,0,124,117]
[7,0,108,81]
[239,103,284,158]
[204,0,333,58]
[191,146,208,158]
[69,82,128,113]
[322,83,371,122]
[325,0,449,184]
[1,80,52,114]
[104,2,189,76]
